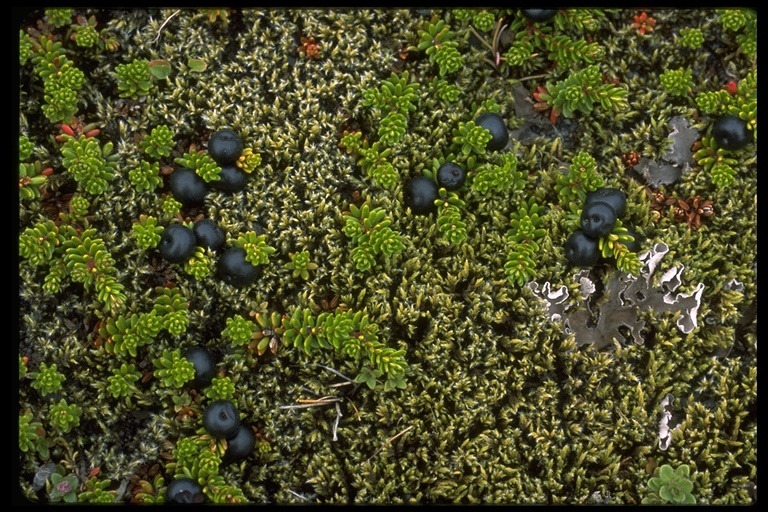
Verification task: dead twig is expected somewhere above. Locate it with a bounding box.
[152,9,181,45]
[364,425,414,463]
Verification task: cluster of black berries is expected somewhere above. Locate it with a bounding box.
[165,399,255,503]
[403,112,508,215]
[564,188,641,267]
[158,129,262,287]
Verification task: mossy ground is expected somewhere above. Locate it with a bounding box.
[16,8,756,504]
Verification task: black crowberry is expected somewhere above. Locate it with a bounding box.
[212,164,248,193]
[217,247,260,287]
[436,162,467,191]
[193,218,226,251]
[580,201,618,239]
[712,115,751,151]
[404,176,438,215]
[222,424,256,464]
[585,187,627,218]
[474,112,509,151]
[208,129,244,165]
[169,167,209,207]
[158,224,197,263]
[166,477,204,504]
[521,9,557,23]
[184,346,216,389]
[202,400,240,439]
[565,229,600,267]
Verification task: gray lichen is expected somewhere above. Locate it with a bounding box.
[529,242,705,349]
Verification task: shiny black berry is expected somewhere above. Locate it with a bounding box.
[436,162,466,191]
[565,230,600,267]
[474,112,509,151]
[202,400,240,439]
[712,115,751,151]
[580,201,618,238]
[217,247,260,287]
[166,477,204,504]
[585,187,627,218]
[521,9,557,22]
[193,218,226,251]
[212,164,248,193]
[404,176,438,215]
[158,224,197,263]
[169,167,209,207]
[184,346,216,389]
[208,129,244,165]
[222,424,256,464]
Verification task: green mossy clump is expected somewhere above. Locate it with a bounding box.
[17,7,756,506]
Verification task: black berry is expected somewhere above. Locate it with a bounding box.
[585,187,627,218]
[474,112,509,151]
[565,230,600,267]
[169,167,209,207]
[521,9,557,22]
[222,424,256,464]
[183,346,216,389]
[436,162,466,191]
[202,400,240,439]
[166,477,204,504]
[712,115,751,151]
[217,247,260,287]
[208,129,244,165]
[580,201,618,238]
[212,164,248,193]
[193,218,226,251]
[158,224,197,263]
[404,176,438,215]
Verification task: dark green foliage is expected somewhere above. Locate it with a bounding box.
[153,348,196,388]
[282,307,407,390]
[140,124,174,158]
[60,135,119,195]
[471,152,524,195]
[555,151,604,213]
[114,59,153,98]
[659,67,694,97]
[643,464,696,504]
[128,160,162,192]
[132,214,164,250]
[344,202,405,270]
[175,150,222,184]
[537,65,627,119]
[435,188,467,245]
[418,19,463,75]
